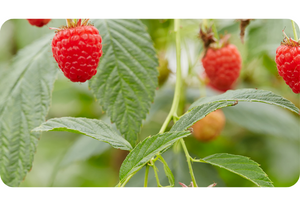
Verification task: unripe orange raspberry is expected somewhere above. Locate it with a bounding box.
[191,109,225,142]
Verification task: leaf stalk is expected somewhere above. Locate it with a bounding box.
[158,18,182,134]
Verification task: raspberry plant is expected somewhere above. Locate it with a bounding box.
[0,19,299,187]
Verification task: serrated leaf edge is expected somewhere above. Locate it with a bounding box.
[199,153,274,187]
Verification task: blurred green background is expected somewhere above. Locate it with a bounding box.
[0,19,299,187]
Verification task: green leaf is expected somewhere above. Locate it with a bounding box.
[196,153,274,187]
[89,19,159,147]
[190,89,299,113]
[158,155,174,186]
[223,102,300,141]
[261,53,278,75]
[172,89,299,132]
[119,131,191,183]
[59,135,111,168]
[32,117,132,151]
[0,33,58,186]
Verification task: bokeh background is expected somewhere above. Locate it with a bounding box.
[0,19,299,187]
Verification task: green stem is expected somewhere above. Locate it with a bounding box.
[155,19,198,188]
[157,155,175,187]
[120,173,134,187]
[144,164,150,187]
[191,158,204,163]
[291,20,298,41]
[157,155,167,166]
[158,18,182,134]
[115,181,122,187]
[180,138,198,187]
[184,37,207,98]
[159,19,198,187]
[150,160,162,187]
[183,39,193,77]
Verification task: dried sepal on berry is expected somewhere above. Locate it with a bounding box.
[198,23,231,53]
[49,19,93,33]
[281,30,300,47]
[237,19,253,43]
[199,24,216,56]
[210,34,231,49]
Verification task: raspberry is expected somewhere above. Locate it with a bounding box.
[51,23,102,82]
[275,38,300,93]
[191,110,225,142]
[202,44,242,91]
[27,19,51,27]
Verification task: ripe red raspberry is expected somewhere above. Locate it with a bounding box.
[202,44,242,91]
[51,23,102,82]
[27,19,51,27]
[275,37,300,93]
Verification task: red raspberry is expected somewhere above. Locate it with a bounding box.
[51,24,102,82]
[27,19,51,27]
[275,42,300,94]
[202,44,242,91]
